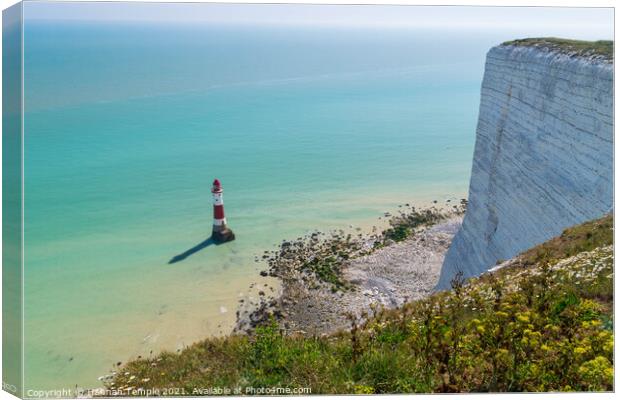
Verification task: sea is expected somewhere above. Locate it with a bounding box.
[22,21,501,389]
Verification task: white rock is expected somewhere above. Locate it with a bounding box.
[438,45,612,289]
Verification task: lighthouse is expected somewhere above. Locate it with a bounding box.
[211,178,235,243]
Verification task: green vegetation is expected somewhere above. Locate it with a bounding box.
[104,215,613,395]
[517,214,613,267]
[502,38,613,60]
[264,204,458,291]
[378,200,465,246]
[264,229,364,291]
[382,205,454,243]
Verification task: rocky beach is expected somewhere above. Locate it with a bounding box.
[235,205,464,336]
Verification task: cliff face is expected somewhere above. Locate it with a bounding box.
[437,44,613,289]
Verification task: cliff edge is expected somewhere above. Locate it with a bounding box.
[437,39,613,289]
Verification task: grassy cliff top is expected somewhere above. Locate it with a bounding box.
[102,215,613,395]
[502,38,613,60]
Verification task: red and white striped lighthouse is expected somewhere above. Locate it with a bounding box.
[211,178,235,243]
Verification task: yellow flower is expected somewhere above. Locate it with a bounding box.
[529,331,542,339]
[476,325,486,334]
[603,338,613,354]
[574,347,587,355]
[354,385,374,394]
[541,344,551,351]
[517,314,530,323]
[578,356,613,384]
[598,331,610,339]
[605,367,614,379]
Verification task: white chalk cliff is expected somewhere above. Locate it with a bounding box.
[437,43,613,289]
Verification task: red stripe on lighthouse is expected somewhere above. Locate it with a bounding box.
[211,178,234,243]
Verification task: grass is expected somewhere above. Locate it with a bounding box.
[518,214,613,267]
[502,38,613,60]
[102,214,613,395]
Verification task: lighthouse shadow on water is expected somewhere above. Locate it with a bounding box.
[168,237,217,264]
[168,178,235,265]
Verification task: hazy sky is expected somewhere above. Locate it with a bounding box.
[23,2,613,39]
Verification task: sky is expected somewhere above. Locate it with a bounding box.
[22,2,614,39]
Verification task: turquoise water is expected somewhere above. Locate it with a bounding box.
[22,22,493,389]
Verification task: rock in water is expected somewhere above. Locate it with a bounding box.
[212,229,235,244]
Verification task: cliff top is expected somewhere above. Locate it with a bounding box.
[502,37,613,62]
